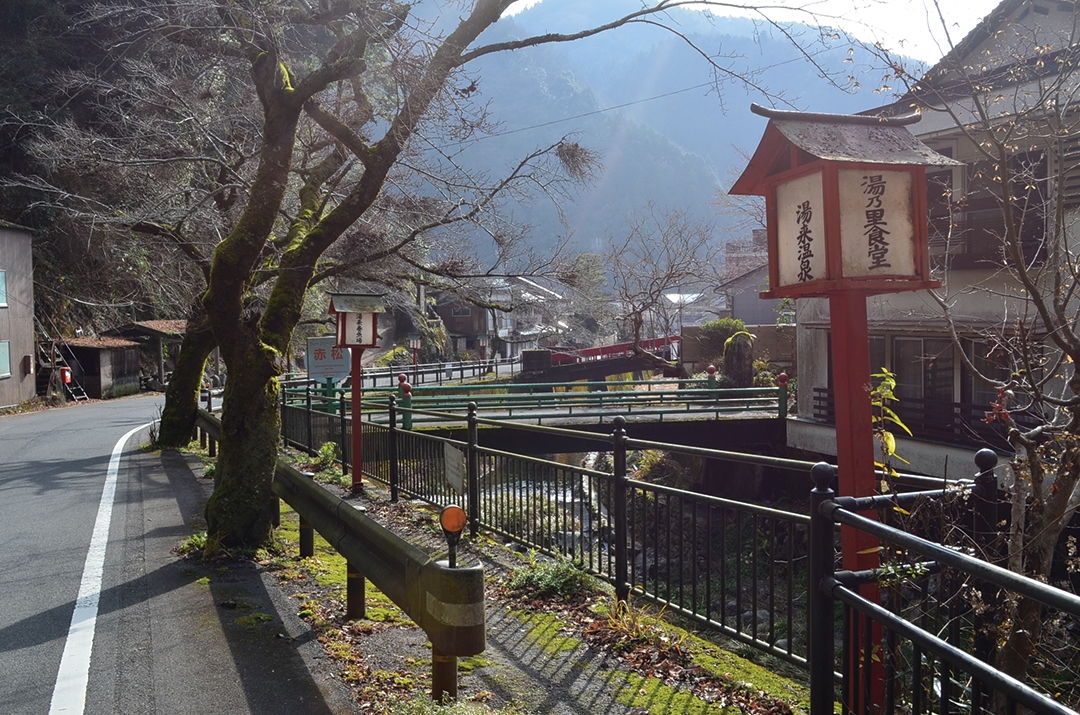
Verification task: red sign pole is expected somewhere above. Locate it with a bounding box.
[828,291,879,562]
[351,346,364,492]
[830,291,883,710]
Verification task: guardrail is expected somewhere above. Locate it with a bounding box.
[194,408,485,701]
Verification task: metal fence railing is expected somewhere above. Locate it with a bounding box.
[272,392,1080,715]
[280,394,814,669]
[808,456,1080,715]
[278,395,966,674]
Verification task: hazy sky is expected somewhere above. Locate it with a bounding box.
[503,0,1004,63]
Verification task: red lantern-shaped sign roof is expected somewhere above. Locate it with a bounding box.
[730,104,961,299]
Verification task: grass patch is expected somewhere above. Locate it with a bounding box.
[269,504,409,625]
[236,612,275,629]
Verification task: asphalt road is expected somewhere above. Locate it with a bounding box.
[0,395,353,715]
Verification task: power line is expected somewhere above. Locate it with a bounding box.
[470,82,714,142]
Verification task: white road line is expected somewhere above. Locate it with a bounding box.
[48,422,152,715]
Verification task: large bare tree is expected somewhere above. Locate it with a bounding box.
[606,203,718,366]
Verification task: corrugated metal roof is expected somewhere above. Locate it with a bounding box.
[65,336,140,349]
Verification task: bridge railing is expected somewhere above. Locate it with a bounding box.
[278,377,789,436]
[280,355,520,392]
[368,379,788,425]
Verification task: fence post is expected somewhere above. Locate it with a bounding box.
[778,372,789,420]
[612,415,629,603]
[388,394,399,503]
[299,470,315,558]
[402,382,413,431]
[972,448,1000,679]
[280,383,287,445]
[305,385,314,455]
[809,462,837,715]
[707,364,717,397]
[205,382,212,412]
[347,560,366,620]
[339,391,348,478]
[467,402,479,538]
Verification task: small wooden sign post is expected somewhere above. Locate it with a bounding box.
[328,293,385,491]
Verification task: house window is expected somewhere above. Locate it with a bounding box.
[0,341,10,379]
[892,337,954,403]
[451,306,472,317]
[953,151,1047,265]
[961,339,1013,408]
[0,270,6,307]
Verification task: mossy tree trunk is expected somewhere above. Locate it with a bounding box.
[203,332,282,547]
[157,316,216,448]
[200,4,494,548]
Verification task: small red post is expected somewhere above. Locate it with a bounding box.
[351,347,365,491]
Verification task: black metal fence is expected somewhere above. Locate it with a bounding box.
[277,394,1080,715]
[281,395,815,668]
[808,457,1080,715]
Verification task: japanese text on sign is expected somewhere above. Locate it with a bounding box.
[862,174,892,270]
[307,336,351,381]
[795,200,815,282]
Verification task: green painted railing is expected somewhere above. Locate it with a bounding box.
[281,374,790,427]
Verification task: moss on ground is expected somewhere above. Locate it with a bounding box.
[513,611,581,654]
[272,503,410,625]
[502,602,810,715]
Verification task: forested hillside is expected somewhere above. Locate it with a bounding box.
[449,0,899,253]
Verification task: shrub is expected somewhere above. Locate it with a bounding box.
[505,554,598,601]
[697,317,746,364]
[314,441,339,471]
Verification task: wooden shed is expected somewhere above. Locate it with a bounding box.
[62,336,142,399]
